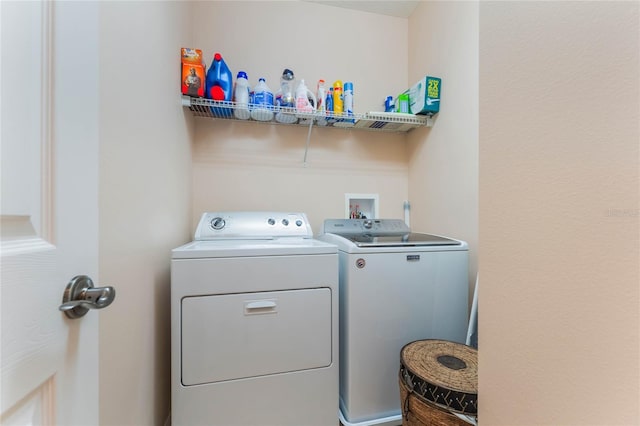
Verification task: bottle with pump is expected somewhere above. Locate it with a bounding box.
[333,80,344,115]
[233,71,250,120]
[251,78,274,121]
[205,52,233,116]
[275,68,297,123]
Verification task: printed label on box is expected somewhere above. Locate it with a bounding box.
[410,76,441,116]
[181,48,206,98]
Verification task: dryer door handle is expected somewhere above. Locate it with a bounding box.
[245,299,277,314]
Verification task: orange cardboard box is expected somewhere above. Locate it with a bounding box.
[181,48,205,98]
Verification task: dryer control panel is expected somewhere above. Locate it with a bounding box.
[195,212,313,240]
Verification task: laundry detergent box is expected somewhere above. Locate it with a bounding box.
[181,48,206,98]
[409,76,441,115]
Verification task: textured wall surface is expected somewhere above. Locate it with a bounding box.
[98,2,193,425]
[407,0,479,301]
[479,2,640,424]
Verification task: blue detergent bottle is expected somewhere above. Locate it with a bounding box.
[206,52,233,117]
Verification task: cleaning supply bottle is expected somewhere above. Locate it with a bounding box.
[296,79,317,126]
[333,80,343,114]
[295,79,316,114]
[316,80,327,126]
[326,87,333,113]
[344,82,354,116]
[316,80,326,113]
[205,52,233,117]
[275,68,295,108]
[339,81,355,126]
[325,87,334,122]
[250,78,274,121]
[275,68,297,124]
[206,53,232,101]
[384,96,395,112]
[233,71,250,120]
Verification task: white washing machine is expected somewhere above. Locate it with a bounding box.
[171,212,338,426]
[318,219,469,426]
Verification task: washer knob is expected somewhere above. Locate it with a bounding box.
[296,220,303,227]
[268,218,276,225]
[363,219,373,229]
[282,219,289,226]
[210,217,225,230]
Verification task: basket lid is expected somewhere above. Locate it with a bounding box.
[401,340,477,395]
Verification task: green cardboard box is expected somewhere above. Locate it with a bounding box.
[409,76,441,116]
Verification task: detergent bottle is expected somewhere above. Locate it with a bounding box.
[275,68,296,108]
[205,52,233,117]
[233,71,250,120]
[206,53,232,101]
[275,68,297,123]
[295,79,316,125]
[250,78,274,121]
[295,79,316,114]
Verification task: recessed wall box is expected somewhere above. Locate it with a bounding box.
[345,193,379,219]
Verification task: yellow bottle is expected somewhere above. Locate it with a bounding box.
[333,80,343,114]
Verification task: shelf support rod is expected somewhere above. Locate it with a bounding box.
[302,119,314,167]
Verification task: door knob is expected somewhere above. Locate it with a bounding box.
[59,275,116,319]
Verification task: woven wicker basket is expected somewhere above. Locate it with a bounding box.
[399,340,477,426]
[399,374,470,426]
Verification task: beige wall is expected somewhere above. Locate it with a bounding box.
[190,1,411,234]
[98,2,193,425]
[407,1,479,299]
[479,2,639,424]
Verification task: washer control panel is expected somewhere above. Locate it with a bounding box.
[322,218,410,236]
[194,212,313,240]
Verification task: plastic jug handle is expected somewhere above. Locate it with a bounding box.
[306,90,317,111]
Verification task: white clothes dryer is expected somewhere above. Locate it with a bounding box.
[318,219,469,426]
[171,212,338,426]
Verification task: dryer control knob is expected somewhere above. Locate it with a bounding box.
[296,220,303,227]
[210,217,226,230]
[363,219,373,229]
[282,219,290,226]
[268,218,276,225]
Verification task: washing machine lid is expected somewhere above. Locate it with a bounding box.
[320,219,464,249]
[344,233,461,247]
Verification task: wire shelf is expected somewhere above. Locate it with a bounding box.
[182,96,433,132]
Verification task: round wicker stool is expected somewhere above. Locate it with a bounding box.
[399,340,477,426]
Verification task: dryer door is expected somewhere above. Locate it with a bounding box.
[181,288,332,386]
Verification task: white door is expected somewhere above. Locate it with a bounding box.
[1,2,103,424]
